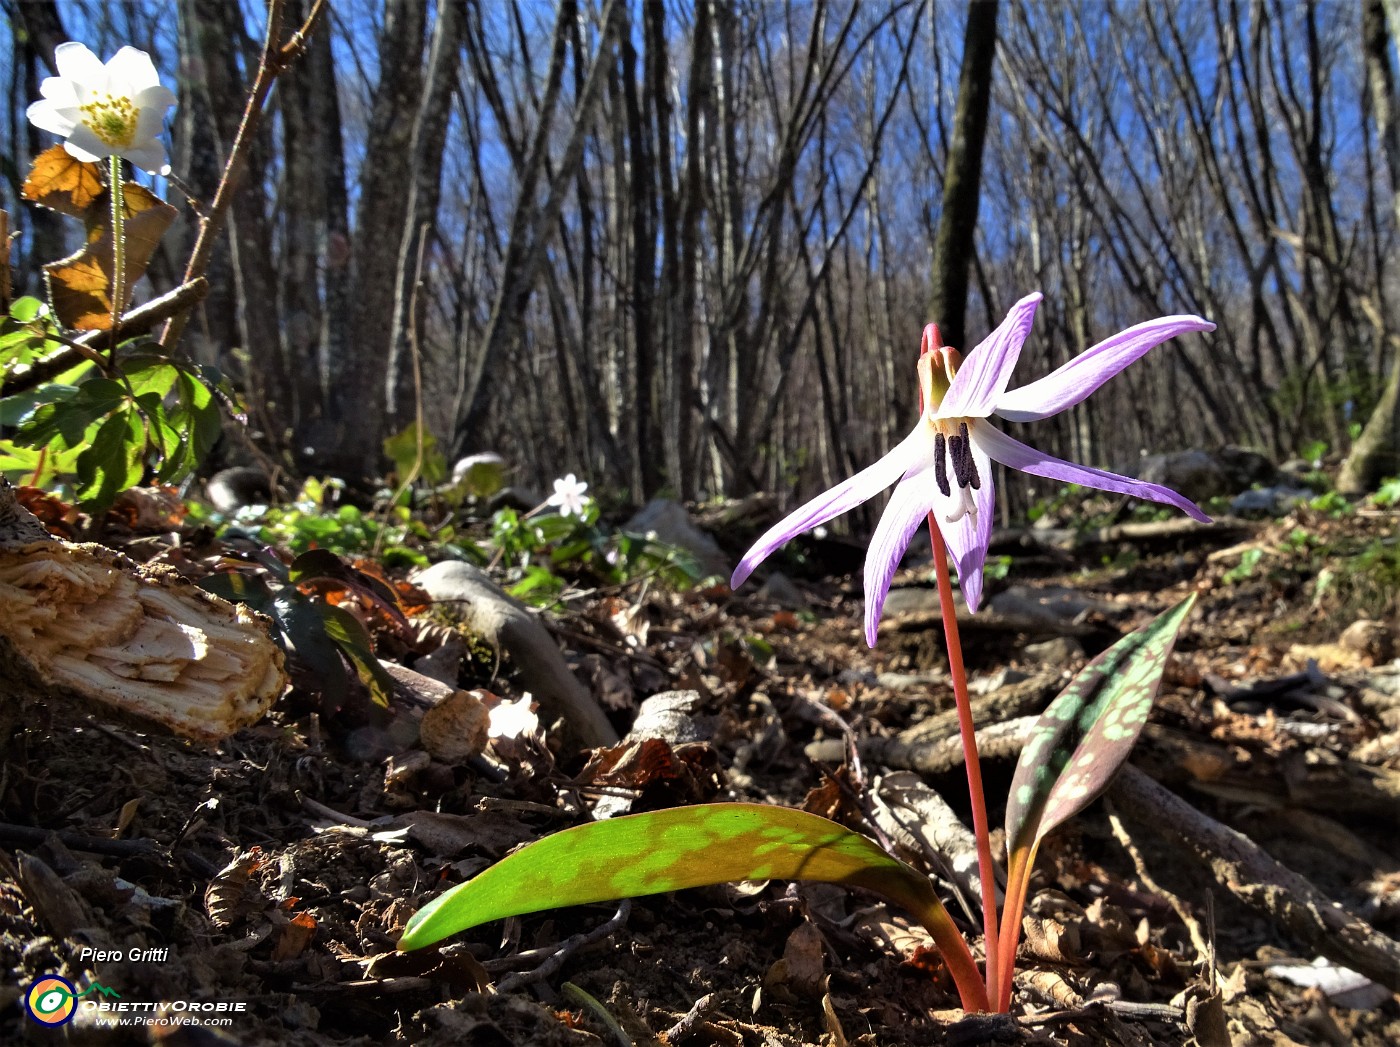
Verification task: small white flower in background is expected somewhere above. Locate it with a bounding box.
[487,694,539,742]
[27,42,176,173]
[546,473,589,517]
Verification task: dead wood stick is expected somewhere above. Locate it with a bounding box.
[411,561,618,750]
[0,278,209,395]
[809,715,1038,775]
[495,900,631,992]
[806,674,1061,770]
[1109,764,1400,993]
[872,771,999,918]
[0,823,159,858]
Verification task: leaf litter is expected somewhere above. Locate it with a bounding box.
[1,498,1398,1045]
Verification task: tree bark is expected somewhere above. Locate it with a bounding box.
[276,0,350,465]
[926,0,998,349]
[1339,0,1400,493]
[320,0,427,484]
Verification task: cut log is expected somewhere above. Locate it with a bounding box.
[0,479,286,742]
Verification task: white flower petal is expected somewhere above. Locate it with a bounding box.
[53,42,105,87]
[863,466,939,646]
[131,103,169,144]
[938,292,1042,419]
[121,139,167,173]
[106,46,163,91]
[26,99,78,137]
[39,76,82,106]
[62,126,107,162]
[730,428,933,590]
[132,84,177,113]
[937,436,995,612]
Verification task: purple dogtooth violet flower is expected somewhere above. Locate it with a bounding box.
[730,291,1215,646]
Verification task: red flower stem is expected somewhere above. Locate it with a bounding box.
[926,513,1001,1007]
[995,842,1038,1011]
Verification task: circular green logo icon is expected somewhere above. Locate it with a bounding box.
[25,974,78,1026]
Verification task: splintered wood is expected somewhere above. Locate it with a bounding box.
[0,478,286,741]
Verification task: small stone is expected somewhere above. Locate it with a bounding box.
[1230,485,1312,516]
[970,667,1031,695]
[876,671,944,691]
[206,467,271,512]
[450,453,506,498]
[419,688,490,762]
[625,498,729,578]
[757,570,807,610]
[882,587,943,617]
[1023,637,1084,666]
[1130,450,1230,502]
[1339,620,1395,664]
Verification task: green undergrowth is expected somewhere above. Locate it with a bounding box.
[185,477,715,608]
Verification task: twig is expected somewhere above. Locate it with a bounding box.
[160,0,328,353]
[298,793,377,829]
[495,900,631,992]
[1109,764,1400,993]
[0,822,159,858]
[1,278,208,395]
[1104,802,1213,962]
[662,992,727,1043]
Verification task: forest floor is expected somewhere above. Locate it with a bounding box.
[3,496,1399,1046]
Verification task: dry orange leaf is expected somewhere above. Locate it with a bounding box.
[21,144,104,216]
[43,188,177,330]
[271,911,317,961]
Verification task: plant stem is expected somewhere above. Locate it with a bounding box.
[926,513,1002,1007]
[995,842,1039,1011]
[906,876,991,1013]
[109,156,125,337]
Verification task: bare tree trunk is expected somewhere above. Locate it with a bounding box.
[384,0,464,435]
[618,5,662,497]
[451,0,621,460]
[180,0,286,454]
[1340,0,1400,493]
[278,0,350,464]
[8,0,70,292]
[318,0,427,484]
[927,0,998,350]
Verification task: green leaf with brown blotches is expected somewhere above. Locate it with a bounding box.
[1004,594,1196,854]
[395,800,992,1014]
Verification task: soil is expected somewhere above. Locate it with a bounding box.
[3,501,1399,1046]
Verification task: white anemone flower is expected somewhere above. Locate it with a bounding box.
[546,474,590,518]
[27,42,176,173]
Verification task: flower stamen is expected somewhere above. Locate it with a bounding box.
[949,422,981,491]
[934,432,950,497]
[933,420,981,522]
[79,93,137,148]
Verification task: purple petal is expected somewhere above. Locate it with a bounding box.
[995,315,1215,422]
[939,292,1042,419]
[933,436,996,613]
[731,429,931,591]
[974,423,1210,521]
[863,466,940,646]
